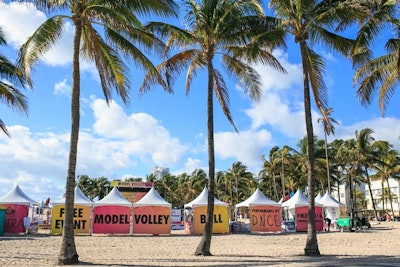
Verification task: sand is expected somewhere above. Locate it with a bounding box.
[1,222,399,266]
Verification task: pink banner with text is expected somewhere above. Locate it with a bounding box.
[92,206,131,234]
[295,206,324,232]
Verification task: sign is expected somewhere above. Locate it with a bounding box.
[51,205,91,235]
[191,205,229,234]
[132,206,171,235]
[92,206,131,234]
[295,206,324,232]
[110,181,154,188]
[249,205,281,232]
[4,204,28,233]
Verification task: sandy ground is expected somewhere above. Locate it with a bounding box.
[1,222,399,266]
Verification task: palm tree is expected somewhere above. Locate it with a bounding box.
[0,27,28,137]
[17,1,177,264]
[141,0,285,256]
[317,108,338,194]
[354,128,379,220]
[268,0,361,256]
[353,0,399,116]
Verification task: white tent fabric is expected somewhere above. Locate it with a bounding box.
[52,186,93,206]
[315,193,322,203]
[236,188,280,208]
[281,190,323,208]
[0,184,39,205]
[94,187,132,207]
[132,187,171,207]
[318,192,343,208]
[184,187,228,208]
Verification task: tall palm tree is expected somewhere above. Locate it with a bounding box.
[17,1,177,264]
[225,161,254,207]
[0,28,28,137]
[353,0,399,116]
[141,0,285,256]
[354,128,379,220]
[268,0,361,256]
[317,108,338,194]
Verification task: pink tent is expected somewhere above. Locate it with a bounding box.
[92,187,132,234]
[0,185,39,233]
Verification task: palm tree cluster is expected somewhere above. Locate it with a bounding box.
[1,0,398,264]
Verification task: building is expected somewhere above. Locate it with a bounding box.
[152,167,170,180]
[364,177,400,217]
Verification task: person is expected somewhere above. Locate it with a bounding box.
[325,217,332,231]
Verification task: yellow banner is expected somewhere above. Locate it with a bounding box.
[192,206,229,234]
[51,205,91,235]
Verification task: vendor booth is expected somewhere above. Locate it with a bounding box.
[317,192,345,231]
[0,184,39,233]
[235,188,281,233]
[132,187,171,235]
[92,187,132,234]
[281,190,324,232]
[51,186,93,235]
[184,187,229,235]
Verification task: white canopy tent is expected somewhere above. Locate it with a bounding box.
[94,187,132,207]
[52,186,93,206]
[0,184,39,206]
[132,187,171,208]
[317,191,344,220]
[184,187,228,208]
[236,188,280,208]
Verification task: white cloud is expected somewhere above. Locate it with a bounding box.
[91,98,188,167]
[54,79,71,97]
[214,129,272,171]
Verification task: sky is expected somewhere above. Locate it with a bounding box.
[0,2,399,203]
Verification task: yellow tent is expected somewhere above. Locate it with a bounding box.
[183,187,229,235]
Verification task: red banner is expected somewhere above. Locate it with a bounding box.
[295,206,324,232]
[92,206,131,234]
[4,204,28,233]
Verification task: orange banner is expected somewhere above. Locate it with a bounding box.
[249,205,281,232]
[132,206,170,235]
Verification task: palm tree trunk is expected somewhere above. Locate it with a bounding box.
[195,59,215,256]
[324,131,330,193]
[299,41,320,256]
[58,18,81,265]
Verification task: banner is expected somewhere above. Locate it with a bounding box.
[92,206,131,234]
[192,206,229,235]
[51,205,91,235]
[249,205,281,232]
[132,206,170,235]
[3,204,28,233]
[295,206,324,232]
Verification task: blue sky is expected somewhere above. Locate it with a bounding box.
[0,2,399,203]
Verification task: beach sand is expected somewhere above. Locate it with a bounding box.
[1,222,399,266]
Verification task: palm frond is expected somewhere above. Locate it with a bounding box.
[213,69,238,132]
[17,16,64,86]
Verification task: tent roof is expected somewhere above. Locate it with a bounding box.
[281,189,323,208]
[0,184,39,206]
[315,193,322,202]
[184,187,228,208]
[236,188,280,208]
[94,187,132,207]
[53,186,93,206]
[318,192,344,208]
[132,187,171,207]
